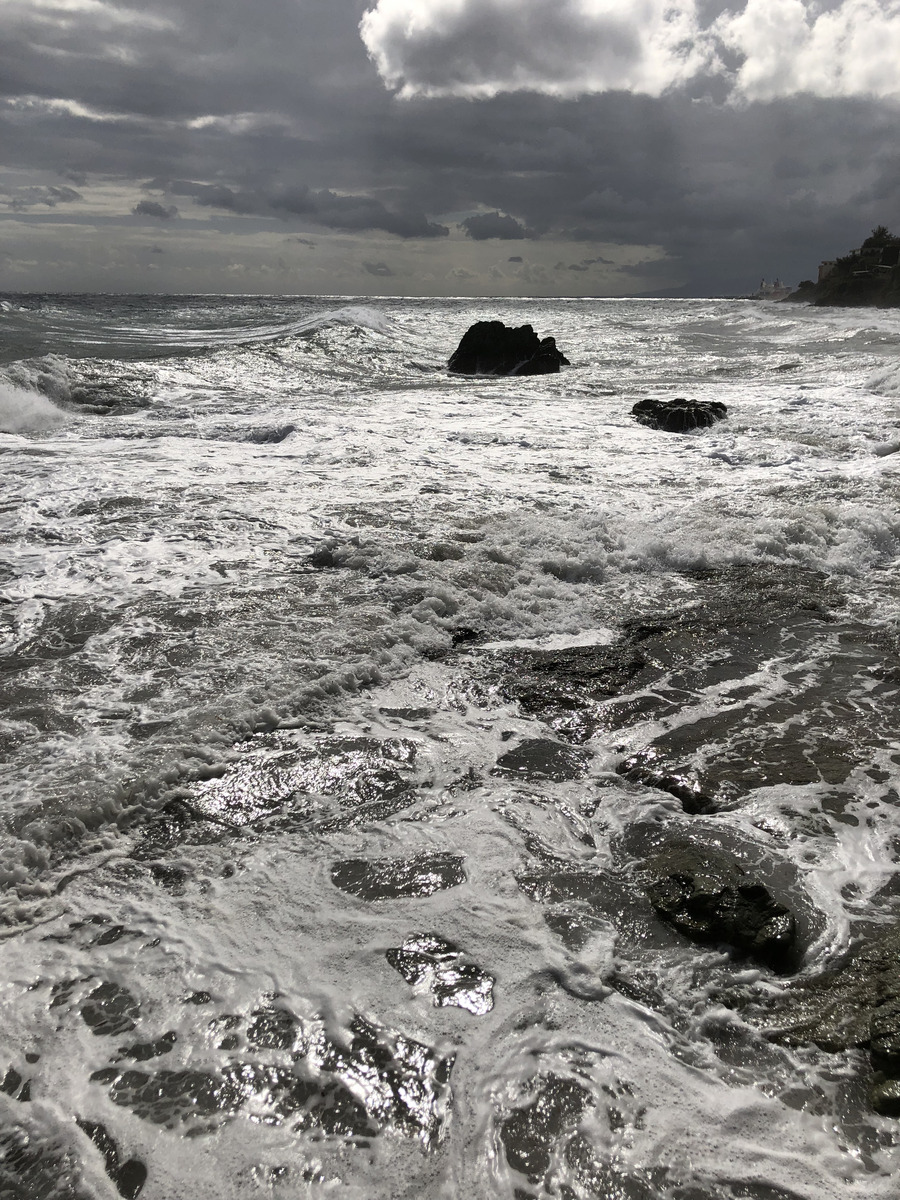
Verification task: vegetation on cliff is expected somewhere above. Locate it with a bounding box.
[790,225,900,307]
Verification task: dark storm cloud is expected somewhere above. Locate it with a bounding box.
[460,212,528,240]
[152,179,448,237]
[133,199,178,219]
[1,183,82,210]
[1,0,899,294]
[363,260,393,276]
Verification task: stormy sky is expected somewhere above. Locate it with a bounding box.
[1,0,899,296]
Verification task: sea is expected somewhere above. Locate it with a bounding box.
[1,292,900,1200]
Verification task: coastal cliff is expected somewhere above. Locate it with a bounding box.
[789,225,900,307]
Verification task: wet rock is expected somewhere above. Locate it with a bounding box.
[386,934,494,1014]
[494,738,592,782]
[80,983,141,1037]
[631,398,727,432]
[331,851,466,900]
[319,1015,454,1145]
[500,1074,592,1183]
[116,1032,177,1063]
[1,1068,28,1100]
[617,752,717,814]
[0,1120,94,1200]
[448,321,570,376]
[247,1002,299,1051]
[76,1119,147,1199]
[496,643,650,743]
[566,1132,658,1200]
[92,1013,454,1145]
[641,843,798,971]
[184,735,419,835]
[755,923,900,1115]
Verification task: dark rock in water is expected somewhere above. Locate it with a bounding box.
[448,321,570,376]
[500,1074,592,1183]
[755,924,900,1115]
[642,843,798,970]
[631,397,727,432]
[76,1118,147,1199]
[331,851,466,900]
[495,642,651,744]
[92,1011,453,1144]
[617,753,718,814]
[116,1031,177,1063]
[0,1121,96,1200]
[493,737,592,781]
[386,933,494,1014]
[80,982,141,1037]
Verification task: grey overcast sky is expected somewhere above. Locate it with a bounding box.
[1,0,898,296]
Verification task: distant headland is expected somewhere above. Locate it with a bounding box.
[788,225,900,307]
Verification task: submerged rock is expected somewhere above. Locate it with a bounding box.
[448,321,570,376]
[331,851,466,900]
[500,1074,592,1183]
[641,842,798,970]
[493,737,592,781]
[631,397,727,432]
[757,924,900,1116]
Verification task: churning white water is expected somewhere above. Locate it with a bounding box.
[1,293,900,1199]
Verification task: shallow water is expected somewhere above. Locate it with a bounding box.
[1,293,900,1198]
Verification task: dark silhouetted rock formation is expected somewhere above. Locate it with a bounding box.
[631,398,727,432]
[448,321,570,376]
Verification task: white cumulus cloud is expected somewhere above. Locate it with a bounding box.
[360,0,900,102]
[716,0,900,101]
[360,0,717,99]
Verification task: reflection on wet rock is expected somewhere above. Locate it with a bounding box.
[617,750,717,814]
[494,738,593,782]
[131,735,421,867]
[500,1073,592,1183]
[641,843,798,971]
[386,934,494,1014]
[319,1015,454,1146]
[247,1000,299,1051]
[90,1010,454,1145]
[331,851,466,900]
[188,735,419,830]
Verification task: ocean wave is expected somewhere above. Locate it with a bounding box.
[0,380,68,434]
[868,359,900,397]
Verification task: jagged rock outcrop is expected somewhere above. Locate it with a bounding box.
[631,398,727,433]
[448,321,570,376]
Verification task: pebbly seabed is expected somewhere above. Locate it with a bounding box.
[1,292,900,1199]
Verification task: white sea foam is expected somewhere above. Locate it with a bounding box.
[0,380,68,433]
[2,295,900,1198]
